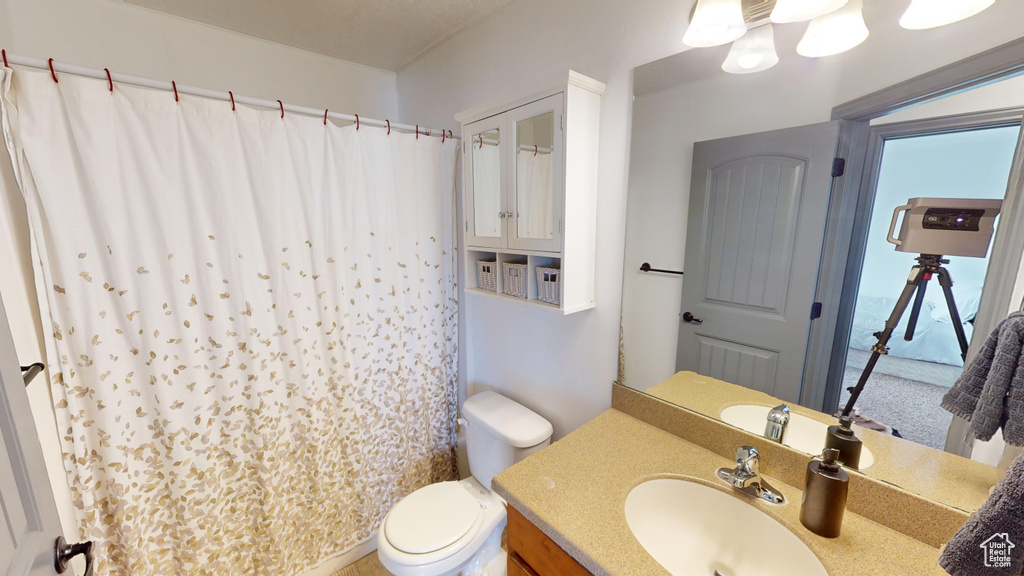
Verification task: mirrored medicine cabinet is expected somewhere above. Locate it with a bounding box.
[457,72,604,314]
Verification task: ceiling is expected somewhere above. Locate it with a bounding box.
[125,0,517,71]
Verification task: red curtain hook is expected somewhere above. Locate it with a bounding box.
[441,130,446,143]
[479,135,483,149]
[277,100,284,118]
[355,114,359,130]
[323,109,328,125]
[386,119,391,135]
[416,125,419,139]
[172,80,179,102]
[534,144,538,156]
[104,68,113,92]
[229,91,235,111]
[2,49,8,68]
[448,130,453,139]
[48,58,58,83]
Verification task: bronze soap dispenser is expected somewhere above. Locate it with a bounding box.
[824,415,863,469]
[800,448,849,538]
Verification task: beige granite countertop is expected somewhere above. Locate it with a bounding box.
[644,371,1004,513]
[493,409,949,576]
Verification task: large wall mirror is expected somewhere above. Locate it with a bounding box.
[617,2,1024,514]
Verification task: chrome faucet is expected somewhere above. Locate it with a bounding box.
[764,404,790,444]
[716,446,786,504]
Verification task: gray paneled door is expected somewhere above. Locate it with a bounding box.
[677,122,840,402]
[0,292,69,576]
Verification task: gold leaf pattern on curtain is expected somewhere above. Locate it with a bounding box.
[0,68,459,576]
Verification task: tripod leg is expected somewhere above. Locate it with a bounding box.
[904,275,929,342]
[842,265,925,418]
[936,267,969,361]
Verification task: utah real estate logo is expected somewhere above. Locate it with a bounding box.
[981,533,1015,569]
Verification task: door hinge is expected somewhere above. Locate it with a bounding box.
[831,157,846,178]
[560,114,565,131]
[559,219,563,234]
[465,220,469,232]
[810,301,823,320]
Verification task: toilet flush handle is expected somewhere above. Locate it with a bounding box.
[458,417,468,433]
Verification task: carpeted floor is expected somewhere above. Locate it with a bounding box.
[845,348,963,389]
[840,349,959,450]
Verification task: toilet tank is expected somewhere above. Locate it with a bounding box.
[462,391,553,490]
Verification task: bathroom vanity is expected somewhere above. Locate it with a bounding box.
[494,388,967,575]
[507,506,588,576]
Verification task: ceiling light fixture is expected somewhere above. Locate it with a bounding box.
[683,0,994,75]
[899,0,995,30]
[722,23,779,74]
[683,0,748,48]
[797,0,869,58]
[770,0,847,24]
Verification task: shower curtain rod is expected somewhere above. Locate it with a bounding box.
[472,136,552,154]
[0,52,458,140]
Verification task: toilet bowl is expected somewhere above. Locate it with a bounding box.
[377,392,553,576]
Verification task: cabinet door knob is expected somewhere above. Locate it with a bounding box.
[682,312,703,324]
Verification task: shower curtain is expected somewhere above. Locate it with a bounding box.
[0,68,459,576]
[472,142,501,237]
[516,149,553,239]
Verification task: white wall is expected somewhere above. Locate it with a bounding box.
[620,1,1024,392]
[0,0,399,548]
[1,0,398,119]
[396,0,695,439]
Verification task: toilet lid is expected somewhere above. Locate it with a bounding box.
[385,482,482,554]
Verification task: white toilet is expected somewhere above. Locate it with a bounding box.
[377,391,553,576]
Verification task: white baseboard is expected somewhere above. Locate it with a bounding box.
[298,532,379,576]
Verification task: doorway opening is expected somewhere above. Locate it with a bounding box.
[836,123,1020,449]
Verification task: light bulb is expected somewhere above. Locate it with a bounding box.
[722,24,779,74]
[737,53,765,69]
[797,0,869,58]
[899,0,995,30]
[771,0,848,23]
[683,0,747,48]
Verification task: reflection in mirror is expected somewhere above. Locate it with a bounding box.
[618,15,1024,514]
[516,112,555,240]
[472,129,501,238]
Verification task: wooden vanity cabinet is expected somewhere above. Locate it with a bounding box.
[507,505,591,576]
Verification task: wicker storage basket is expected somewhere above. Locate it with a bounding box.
[476,260,497,292]
[536,266,561,306]
[502,262,528,299]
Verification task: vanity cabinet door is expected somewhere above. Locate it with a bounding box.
[508,553,537,576]
[465,116,506,249]
[508,94,564,253]
[506,505,591,576]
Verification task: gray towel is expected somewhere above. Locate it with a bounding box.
[942,312,1024,446]
[939,450,1024,575]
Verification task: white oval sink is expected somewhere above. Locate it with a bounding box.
[625,478,828,576]
[720,404,875,470]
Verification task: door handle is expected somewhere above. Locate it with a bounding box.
[55,535,94,576]
[682,312,703,324]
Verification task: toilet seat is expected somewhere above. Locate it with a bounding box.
[377,478,507,576]
[385,482,483,554]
